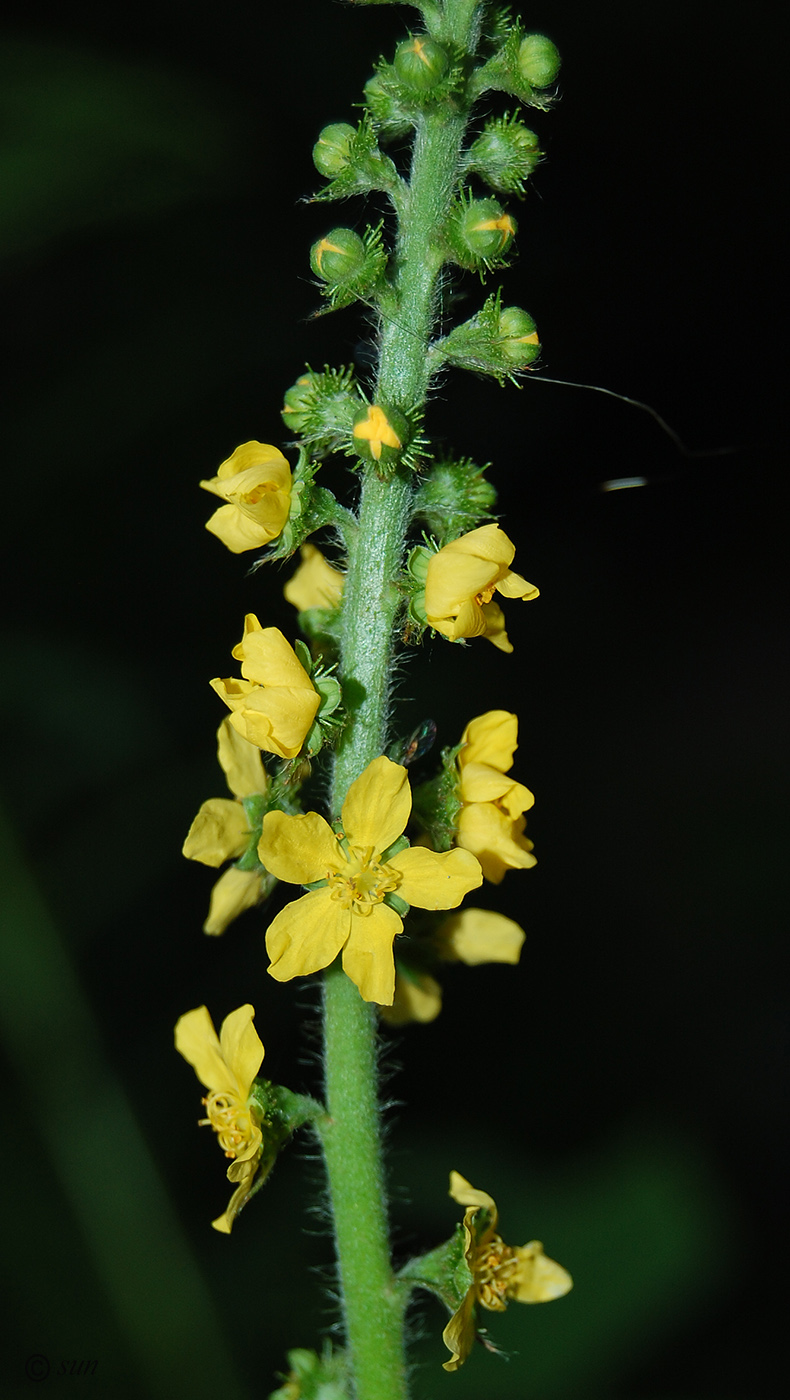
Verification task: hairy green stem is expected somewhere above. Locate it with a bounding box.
[319,5,484,1396]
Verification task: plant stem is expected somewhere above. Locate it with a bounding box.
[320,5,483,1395]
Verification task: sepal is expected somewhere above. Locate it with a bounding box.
[312,114,404,206]
[429,289,539,381]
[412,457,497,542]
[310,224,388,311]
[269,1346,351,1400]
[410,743,463,852]
[470,21,561,109]
[281,365,365,457]
[464,112,542,195]
[398,1223,474,1313]
[266,449,343,560]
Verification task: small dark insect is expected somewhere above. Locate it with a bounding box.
[389,719,437,768]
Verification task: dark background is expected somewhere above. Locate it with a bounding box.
[1,2,786,1397]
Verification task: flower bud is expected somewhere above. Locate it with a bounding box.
[364,72,413,138]
[310,228,366,285]
[312,122,356,178]
[352,402,410,471]
[466,115,541,195]
[497,307,540,366]
[412,458,497,543]
[393,35,450,92]
[280,365,363,452]
[281,375,313,434]
[447,198,517,270]
[518,34,561,89]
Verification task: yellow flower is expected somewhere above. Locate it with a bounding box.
[182,719,268,935]
[442,1171,572,1371]
[174,1004,265,1234]
[283,544,345,613]
[455,710,536,883]
[423,524,538,653]
[258,755,482,1004]
[200,441,292,554]
[210,616,321,760]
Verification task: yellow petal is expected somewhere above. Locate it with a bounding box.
[174,1005,229,1093]
[424,551,498,625]
[210,1152,260,1234]
[460,710,519,773]
[237,684,320,759]
[209,675,256,714]
[446,523,515,568]
[341,756,411,854]
[217,1003,264,1098]
[284,544,345,612]
[259,809,341,885]
[457,761,514,806]
[441,1288,477,1372]
[216,441,289,481]
[431,597,490,643]
[496,568,539,601]
[456,803,536,883]
[449,1170,497,1214]
[217,717,267,798]
[341,902,402,1004]
[438,908,525,965]
[511,1243,573,1303]
[220,463,290,531]
[233,621,313,690]
[390,845,482,909]
[479,600,512,651]
[266,888,349,982]
[182,798,250,867]
[204,503,273,553]
[203,866,262,935]
[379,970,442,1025]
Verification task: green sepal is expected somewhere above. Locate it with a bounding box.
[378,834,410,861]
[293,637,313,675]
[444,193,517,275]
[296,605,343,653]
[281,364,365,457]
[411,744,463,852]
[463,111,542,196]
[470,19,561,110]
[250,1079,325,1137]
[383,892,410,917]
[269,1345,351,1400]
[364,40,465,127]
[428,288,540,382]
[397,1222,473,1312]
[312,113,404,209]
[411,457,497,543]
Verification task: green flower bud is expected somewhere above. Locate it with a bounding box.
[310,228,366,285]
[466,114,541,195]
[280,365,363,451]
[518,34,561,88]
[281,375,313,434]
[447,198,517,269]
[312,123,356,178]
[497,306,540,365]
[412,458,497,543]
[393,35,450,92]
[363,71,413,139]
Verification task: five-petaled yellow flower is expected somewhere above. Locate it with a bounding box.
[182,719,268,934]
[174,1004,265,1234]
[211,616,320,760]
[381,908,525,1025]
[424,523,538,652]
[200,441,292,554]
[284,543,345,613]
[455,710,536,882]
[443,1171,572,1371]
[258,755,482,1004]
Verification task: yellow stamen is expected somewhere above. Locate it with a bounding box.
[201,1091,259,1160]
[326,843,401,914]
[474,1235,520,1311]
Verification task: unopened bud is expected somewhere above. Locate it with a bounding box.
[312,123,356,178]
[393,35,450,92]
[518,34,561,89]
[497,307,540,366]
[449,198,517,268]
[310,228,366,285]
[352,403,409,470]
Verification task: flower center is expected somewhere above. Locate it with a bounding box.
[327,844,401,914]
[200,1091,259,1160]
[474,584,496,606]
[239,481,278,505]
[474,1235,520,1311]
